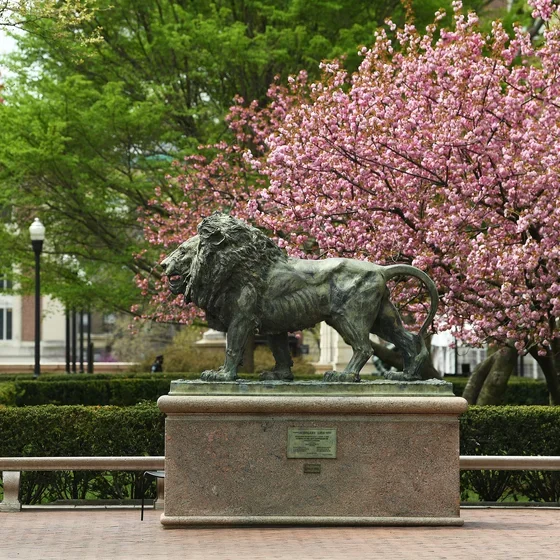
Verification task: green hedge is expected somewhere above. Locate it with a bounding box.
[10,378,180,407]
[0,374,551,407]
[448,376,549,405]
[460,406,560,502]
[0,382,16,407]
[0,403,164,504]
[0,373,156,383]
[0,376,185,407]
[1,403,560,504]
[1,373,318,407]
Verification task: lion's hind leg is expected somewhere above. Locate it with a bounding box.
[371,299,426,381]
[323,316,373,383]
[260,332,294,381]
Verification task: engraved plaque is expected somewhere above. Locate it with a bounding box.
[303,463,322,474]
[287,428,337,459]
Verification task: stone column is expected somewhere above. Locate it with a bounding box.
[315,322,378,375]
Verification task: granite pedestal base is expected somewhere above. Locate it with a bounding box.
[157,380,467,527]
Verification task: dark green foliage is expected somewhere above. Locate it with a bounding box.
[447,376,469,395]
[0,382,16,407]
[460,406,560,503]
[11,377,179,406]
[2,370,316,407]
[0,372,179,382]
[499,378,550,405]
[2,374,549,407]
[2,402,560,504]
[0,403,164,504]
[448,376,549,405]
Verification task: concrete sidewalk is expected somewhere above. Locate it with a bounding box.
[1,507,559,560]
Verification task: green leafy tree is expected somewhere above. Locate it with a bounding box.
[0,0,497,312]
[0,0,98,30]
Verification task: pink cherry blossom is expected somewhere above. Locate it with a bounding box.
[139,0,560,399]
[243,1,560,361]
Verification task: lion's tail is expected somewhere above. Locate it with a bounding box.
[381,264,439,336]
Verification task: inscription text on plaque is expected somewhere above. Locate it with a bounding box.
[287,428,337,459]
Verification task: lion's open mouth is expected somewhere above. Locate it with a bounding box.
[167,274,186,295]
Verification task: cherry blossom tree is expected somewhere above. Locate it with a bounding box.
[243,0,560,403]
[142,0,560,403]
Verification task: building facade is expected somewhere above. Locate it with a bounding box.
[0,282,67,365]
[0,281,117,370]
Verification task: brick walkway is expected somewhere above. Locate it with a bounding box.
[1,508,559,560]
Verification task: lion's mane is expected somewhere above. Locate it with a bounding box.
[188,214,287,326]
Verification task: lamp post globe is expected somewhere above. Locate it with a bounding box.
[29,218,45,378]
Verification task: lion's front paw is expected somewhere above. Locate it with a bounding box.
[200,368,238,382]
[259,369,294,382]
[323,370,360,383]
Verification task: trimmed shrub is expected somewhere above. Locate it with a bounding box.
[12,378,178,406]
[460,406,560,502]
[499,378,550,405]
[0,382,16,407]
[11,376,549,407]
[0,403,164,504]
[10,371,319,406]
[2,404,560,504]
[0,402,164,457]
[448,376,549,405]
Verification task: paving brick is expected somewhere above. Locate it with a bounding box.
[0,508,558,560]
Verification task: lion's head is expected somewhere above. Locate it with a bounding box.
[160,235,200,302]
[162,213,286,316]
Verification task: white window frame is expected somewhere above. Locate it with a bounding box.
[0,306,13,340]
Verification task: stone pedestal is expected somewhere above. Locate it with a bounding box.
[157,380,467,527]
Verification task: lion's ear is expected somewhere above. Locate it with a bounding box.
[199,225,226,247]
[198,214,230,246]
[206,231,225,246]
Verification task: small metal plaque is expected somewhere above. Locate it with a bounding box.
[287,428,337,459]
[303,463,321,474]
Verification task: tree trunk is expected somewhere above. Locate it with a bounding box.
[462,352,497,405]
[370,340,441,379]
[528,346,560,405]
[476,346,517,405]
[371,340,402,370]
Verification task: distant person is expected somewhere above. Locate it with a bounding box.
[151,355,164,373]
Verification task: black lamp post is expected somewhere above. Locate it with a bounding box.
[29,218,45,379]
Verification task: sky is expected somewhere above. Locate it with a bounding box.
[0,28,18,76]
[0,28,16,54]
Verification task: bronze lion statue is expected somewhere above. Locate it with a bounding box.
[161,213,438,382]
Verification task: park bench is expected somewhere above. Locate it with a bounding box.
[1,455,560,513]
[0,456,165,513]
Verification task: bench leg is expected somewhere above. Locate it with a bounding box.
[0,471,22,512]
